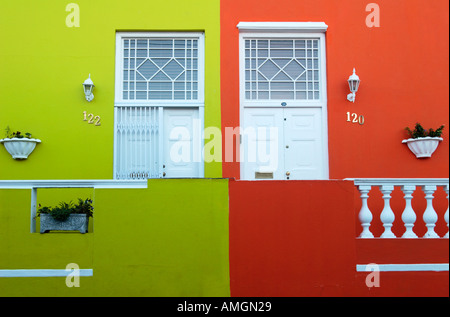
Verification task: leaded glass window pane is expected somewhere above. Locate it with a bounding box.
[122,38,199,101]
[245,39,320,100]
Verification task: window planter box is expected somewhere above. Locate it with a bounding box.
[402,137,443,158]
[40,214,89,234]
[0,138,41,160]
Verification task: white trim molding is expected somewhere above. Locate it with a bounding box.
[113,32,206,180]
[238,24,330,181]
[114,31,205,104]
[356,263,449,272]
[237,22,328,33]
[0,269,93,277]
[0,179,148,189]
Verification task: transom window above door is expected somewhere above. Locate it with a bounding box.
[244,38,321,101]
[119,35,202,102]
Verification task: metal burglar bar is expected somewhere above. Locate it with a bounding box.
[114,106,160,179]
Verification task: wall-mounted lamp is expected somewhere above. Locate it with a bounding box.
[82,74,95,102]
[347,68,360,103]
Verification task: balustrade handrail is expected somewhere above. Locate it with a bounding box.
[347,178,449,239]
[347,178,449,187]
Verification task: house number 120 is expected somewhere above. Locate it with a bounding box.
[346,112,365,125]
[83,111,101,126]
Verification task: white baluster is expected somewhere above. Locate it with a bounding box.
[401,185,418,238]
[422,185,439,238]
[358,185,374,238]
[380,185,396,238]
[444,185,449,239]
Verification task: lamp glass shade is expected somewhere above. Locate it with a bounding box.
[82,74,94,93]
[83,84,93,94]
[348,79,360,93]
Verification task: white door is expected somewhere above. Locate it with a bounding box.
[239,33,328,180]
[163,108,200,178]
[242,107,324,180]
[242,108,284,180]
[283,108,323,180]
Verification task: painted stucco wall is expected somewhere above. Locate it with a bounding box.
[0,0,222,179]
[229,180,358,296]
[220,0,449,179]
[0,179,230,296]
[228,180,449,297]
[0,0,448,298]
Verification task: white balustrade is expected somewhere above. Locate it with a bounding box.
[349,179,449,239]
[401,185,418,238]
[422,185,439,238]
[380,185,396,238]
[358,185,374,238]
[444,185,449,239]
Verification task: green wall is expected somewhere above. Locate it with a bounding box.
[0,179,230,296]
[0,0,222,179]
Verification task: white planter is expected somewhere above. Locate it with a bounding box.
[402,137,443,158]
[0,138,41,160]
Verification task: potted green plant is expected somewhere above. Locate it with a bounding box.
[0,126,41,160]
[402,123,445,158]
[37,198,94,234]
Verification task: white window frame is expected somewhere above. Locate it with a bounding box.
[237,22,329,180]
[113,32,205,179]
[114,32,205,106]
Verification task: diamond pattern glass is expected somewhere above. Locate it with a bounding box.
[123,38,199,100]
[245,39,320,100]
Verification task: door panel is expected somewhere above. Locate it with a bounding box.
[242,107,324,180]
[283,108,323,180]
[242,108,283,180]
[163,108,200,178]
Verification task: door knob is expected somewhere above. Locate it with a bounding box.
[163,172,166,177]
[286,172,290,176]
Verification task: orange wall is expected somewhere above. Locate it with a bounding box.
[220,0,449,179]
[229,180,358,296]
[355,239,449,297]
[229,180,449,297]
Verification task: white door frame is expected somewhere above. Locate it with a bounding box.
[113,32,205,179]
[238,23,329,180]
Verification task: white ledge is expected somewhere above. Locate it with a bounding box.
[237,22,328,32]
[356,263,449,272]
[346,178,449,187]
[0,179,148,189]
[0,269,93,277]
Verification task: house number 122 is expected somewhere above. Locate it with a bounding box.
[346,112,365,125]
[83,111,101,126]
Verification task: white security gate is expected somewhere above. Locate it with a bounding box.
[114,106,160,179]
[239,25,329,180]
